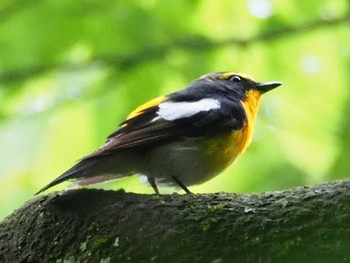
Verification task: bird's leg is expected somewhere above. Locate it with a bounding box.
[172,176,192,194]
[148,177,160,195]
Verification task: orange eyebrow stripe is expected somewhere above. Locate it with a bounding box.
[126,96,167,120]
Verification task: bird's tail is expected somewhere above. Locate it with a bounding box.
[35,150,140,195]
[35,158,100,195]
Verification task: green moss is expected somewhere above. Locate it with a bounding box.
[100,257,111,263]
[150,195,162,201]
[79,242,87,252]
[92,236,109,249]
[201,217,219,232]
[55,256,76,263]
[207,204,224,213]
[186,200,196,209]
[87,222,97,232]
[200,204,224,231]
[283,236,302,250]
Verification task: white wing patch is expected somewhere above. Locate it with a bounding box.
[155,98,221,121]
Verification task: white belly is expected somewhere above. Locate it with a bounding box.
[139,136,234,186]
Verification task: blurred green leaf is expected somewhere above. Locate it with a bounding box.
[1,0,350,220]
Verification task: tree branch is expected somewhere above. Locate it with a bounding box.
[1,179,350,262]
[1,14,349,84]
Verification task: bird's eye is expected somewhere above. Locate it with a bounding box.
[230,76,242,82]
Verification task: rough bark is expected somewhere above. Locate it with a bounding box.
[1,179,350,263]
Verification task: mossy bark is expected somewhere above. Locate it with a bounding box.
[1,179,350,263]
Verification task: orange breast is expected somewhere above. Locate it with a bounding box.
[202,89,262,173]
[239,89,262,154]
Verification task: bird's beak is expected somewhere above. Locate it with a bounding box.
[256,81,282,93]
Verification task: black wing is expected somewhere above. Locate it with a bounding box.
[83,97,245,159]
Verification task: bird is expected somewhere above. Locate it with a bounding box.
[36,71,281,195]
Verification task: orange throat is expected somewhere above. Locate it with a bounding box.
[199,90,262,175]
[238,89,262,154]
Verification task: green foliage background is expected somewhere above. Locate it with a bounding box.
[1,0,350,220]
